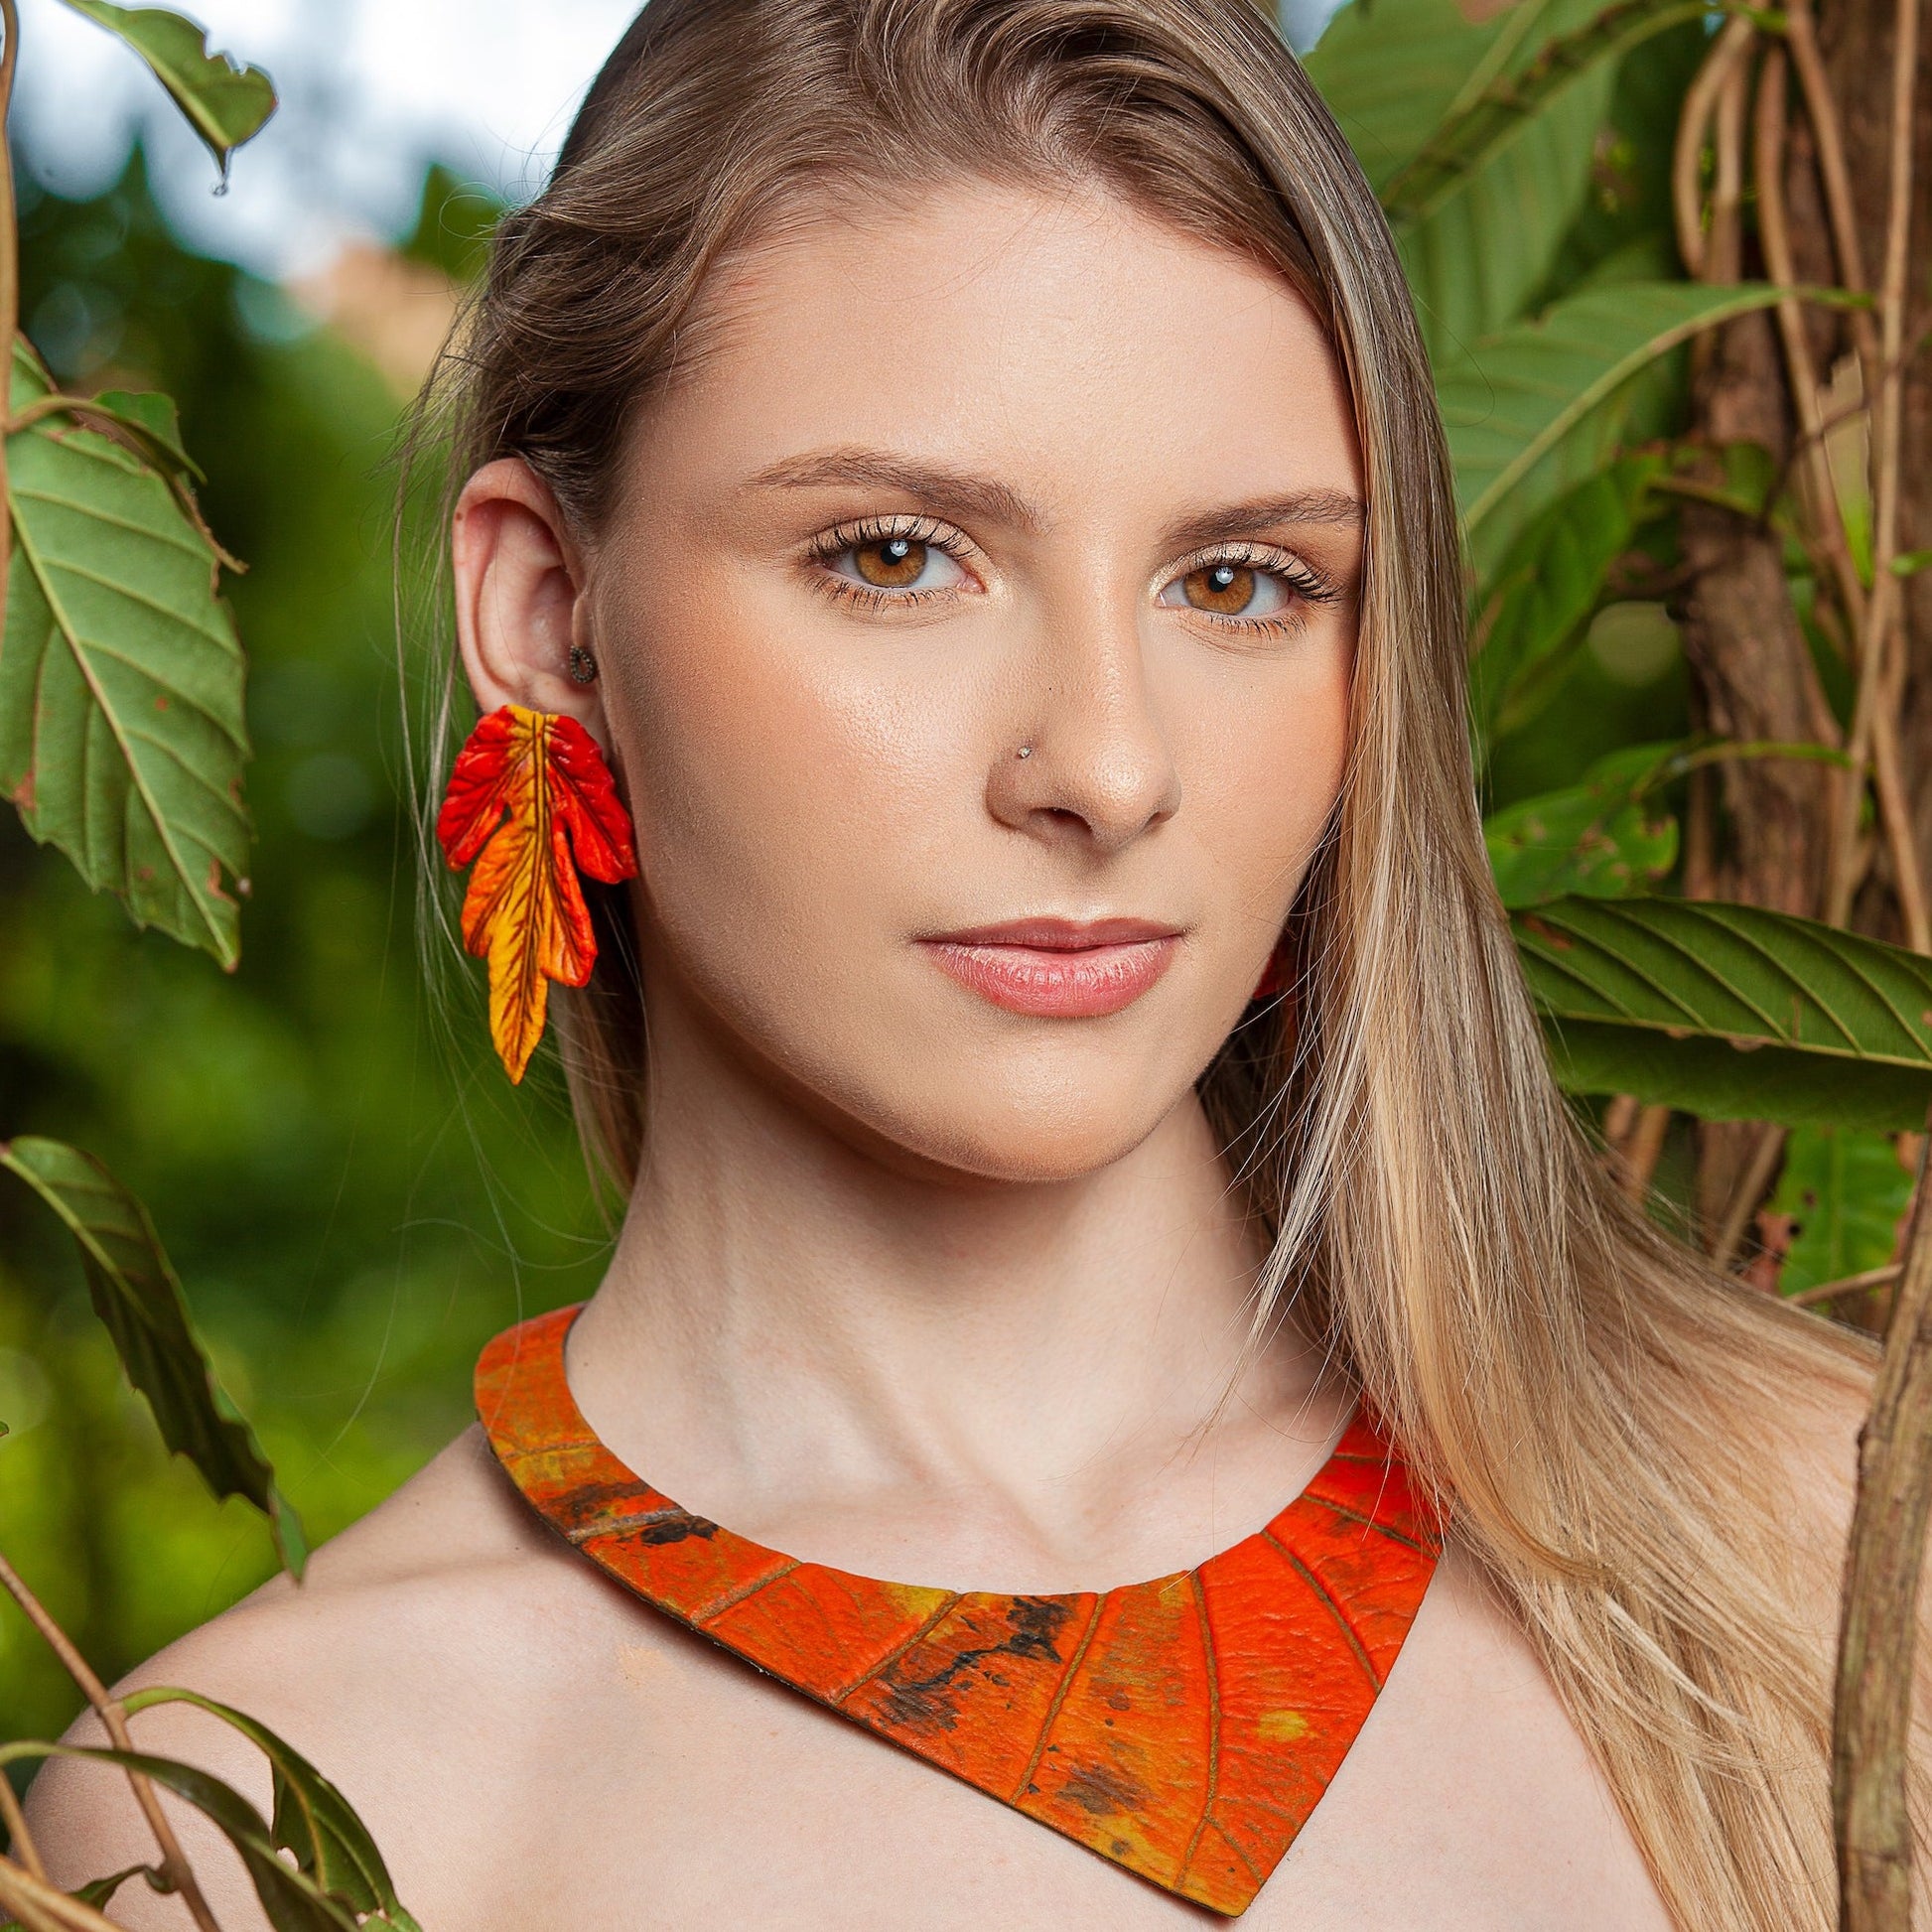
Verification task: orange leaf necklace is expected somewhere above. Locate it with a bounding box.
[479,1307,1440,1916]
[437,705,639,1082]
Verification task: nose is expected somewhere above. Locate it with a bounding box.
[986,602,1181,855]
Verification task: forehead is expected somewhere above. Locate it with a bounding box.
[630,177,1362,517]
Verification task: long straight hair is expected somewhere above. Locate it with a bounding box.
[416,2,1875,1921]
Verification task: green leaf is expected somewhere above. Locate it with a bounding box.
[56,2,276,176]
[0,339,250,968]
[1471,452,1663,742]
[72,1864,166,1912]
[1890,547,1932,578]
[1769,1127,1912,1296]
[1306,0,1514,194]
[1440,282,1792,572]
[123,1690,423,1931]
[1385,0,1704,224]
[1487,740,1846,905]
[0,1857,166,1925]
[1485,764,1678,907]
[1515,896,1932,1129]
[90,387,204,483]
[0,1741,356,1931]
[0,1137,305,1574]
[1398,68,1618,361]
[1388,0,1704,356]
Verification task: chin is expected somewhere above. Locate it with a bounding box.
[851,1063,1185,1184]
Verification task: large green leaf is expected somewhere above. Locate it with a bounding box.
[1515,897,1932,1129]
[1384,0,1704,229]
[1397,68,1617,363]
[1769,1127,1912,1296]
[0,1137,305,1573]
[1305,0,1515,194]
[1386,0,1705,358]
[124,1690,423,1931]
[0,1742,357,1932]
[0,340,250,967]
[1440,282,1789,573]
[57,2,276,176]
[1470,452,1663,743]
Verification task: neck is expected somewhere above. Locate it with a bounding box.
[564,972,1341,1588]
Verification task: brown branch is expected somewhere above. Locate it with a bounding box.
[1783,0,1882,371]
[1714,1121,1787,1268]
[1847,0,1929,957]
[1836,1121,1932,1927]
[0,0,20,664]
[1795,1261,1904,1307]
[1673,17,1758,276]
[1618,1103,1672,1200]
[1755,50,1866,621]
[0,1553,220,1932]
[1756,46,1931,947]
[0,1855,123,1932]
[0,1768,44,1884]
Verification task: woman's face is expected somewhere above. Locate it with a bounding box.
[458,178,1362,1182]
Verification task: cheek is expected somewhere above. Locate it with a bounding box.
[599,569,974,996]
[1173,630,1352,938]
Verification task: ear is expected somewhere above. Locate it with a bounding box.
[452,458,606,744]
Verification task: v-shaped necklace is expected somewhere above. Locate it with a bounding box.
[478,1307,1440,1918]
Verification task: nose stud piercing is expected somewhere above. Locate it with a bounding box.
[1017,745,1033,759]
[567,643,600,684]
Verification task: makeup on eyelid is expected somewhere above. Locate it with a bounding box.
[917,916,1181,1018]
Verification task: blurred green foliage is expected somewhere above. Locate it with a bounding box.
[0,151,604,1752]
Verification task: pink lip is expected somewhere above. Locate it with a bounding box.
[919,916,1181,1018]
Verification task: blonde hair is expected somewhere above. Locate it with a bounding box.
[420,1,1874,1921]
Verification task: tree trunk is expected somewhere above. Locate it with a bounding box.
[1815,0,1932,928]
[1680,299,1841,1226]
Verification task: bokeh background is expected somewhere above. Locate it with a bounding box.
[0,0,1687,1750]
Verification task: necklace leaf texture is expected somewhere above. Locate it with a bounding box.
[479,1307,1440,1916]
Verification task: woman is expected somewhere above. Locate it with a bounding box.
[31,0,1873,1924]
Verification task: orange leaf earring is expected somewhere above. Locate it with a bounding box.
[436,702,639,1083]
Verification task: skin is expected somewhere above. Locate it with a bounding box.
[24,179,1687,1928]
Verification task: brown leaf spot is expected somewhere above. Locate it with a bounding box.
[9,768,34,813]
[1056,1760,1146,1819]
[1520,913,1571,949]
[154,694,170,712]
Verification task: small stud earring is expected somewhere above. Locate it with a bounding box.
[567,643,599,685]
[1017,745,1033,759]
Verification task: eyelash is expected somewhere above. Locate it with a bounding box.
[804,515,973,612]
[1173,544,1339,634]
[802,517,1338,630]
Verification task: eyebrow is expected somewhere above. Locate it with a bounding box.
[748,447,1044,534]
[1161,490,1365,555]
[747,446,1364,550]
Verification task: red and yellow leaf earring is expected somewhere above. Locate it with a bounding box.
[436,660,639,1082]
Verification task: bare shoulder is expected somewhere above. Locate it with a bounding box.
[23,1426,605,1923]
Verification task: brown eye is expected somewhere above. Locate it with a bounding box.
[852,536,928,588]
[1182,562,1257,615]
[1159,557,1296,621]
